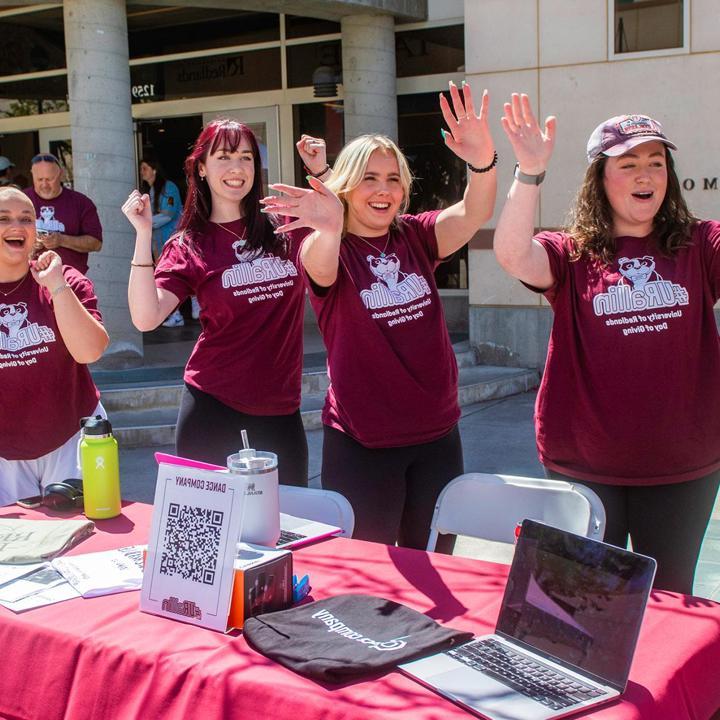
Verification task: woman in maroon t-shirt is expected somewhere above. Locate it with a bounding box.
[263,83,497,550]
[0,187,108,504]
[493,94,720,594]
[123,120,314,486]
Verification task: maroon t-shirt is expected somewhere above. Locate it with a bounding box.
[155,221,306,415]
[307,211,459,448]
[531,221,720,485]
[0,267,101,460]
[24,186,103,275]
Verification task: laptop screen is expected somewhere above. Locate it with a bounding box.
[496,520,656,690]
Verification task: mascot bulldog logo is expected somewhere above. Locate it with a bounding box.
[367,253,403,291]
[0,302,28,340]
[0,302,56,352]
[617,256,662,290]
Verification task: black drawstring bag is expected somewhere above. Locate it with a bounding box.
[243,593,473,683]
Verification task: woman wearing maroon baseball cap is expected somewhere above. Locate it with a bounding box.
[494,94,720,594]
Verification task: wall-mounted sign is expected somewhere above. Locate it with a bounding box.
[682,177,719,191]
[131,84,156,100]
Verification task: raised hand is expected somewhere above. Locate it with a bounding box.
[501,93,556,174]
[440,82,495,168]
[30,250,63,290]
[122,190,153,233]
[261,176,343,236]
[295,134,328,177]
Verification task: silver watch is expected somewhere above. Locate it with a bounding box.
[514,163,546,185]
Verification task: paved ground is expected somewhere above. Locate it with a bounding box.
[119,389,720,600]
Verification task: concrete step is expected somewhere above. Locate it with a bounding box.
[101,370,330,412]
[451,340,478,369]
[100,341,474,412]
[108,365,539,448]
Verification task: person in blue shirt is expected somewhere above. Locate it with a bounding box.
[139,156,182,258]
[140,156,195,326]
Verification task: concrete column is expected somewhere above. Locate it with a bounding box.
[341,14,398,141]
[64,0,141,367]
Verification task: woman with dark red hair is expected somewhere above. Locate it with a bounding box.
[123,119,314,486]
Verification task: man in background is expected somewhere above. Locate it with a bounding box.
[25,153,102,275]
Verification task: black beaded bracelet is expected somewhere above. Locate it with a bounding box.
[467,151,498,174]
[304,163,331,179]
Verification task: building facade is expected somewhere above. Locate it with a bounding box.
[0,0,716,368]
[466,0,720,368]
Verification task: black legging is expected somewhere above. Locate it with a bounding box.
[546,467,720,594]
[176,383,308,487]
[321,424,464,553]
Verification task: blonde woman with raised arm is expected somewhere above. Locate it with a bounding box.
[263,83,496,551]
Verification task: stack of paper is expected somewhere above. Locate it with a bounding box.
[0,545,144,613]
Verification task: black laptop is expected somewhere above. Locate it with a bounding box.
[399,519,656,720]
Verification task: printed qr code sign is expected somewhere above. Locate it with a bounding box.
[159,504,224,585]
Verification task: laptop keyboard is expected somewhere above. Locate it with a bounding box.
[276,529,305,546]
[447,639,606,711]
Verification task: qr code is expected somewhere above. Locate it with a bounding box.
[159,503,223,585]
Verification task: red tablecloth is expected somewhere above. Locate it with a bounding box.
[0,502,718,720]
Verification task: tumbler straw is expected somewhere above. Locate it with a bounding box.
[232,429,255,467]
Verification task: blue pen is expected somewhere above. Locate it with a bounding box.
[292,574,311,602]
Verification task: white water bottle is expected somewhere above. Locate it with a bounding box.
[227,448,280,547]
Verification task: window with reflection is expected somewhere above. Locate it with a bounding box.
[0,8,65,76]
[130,48,281,103]
[292,101,344,186]
[0,76,69,118]
[128,6,279,58]
[614,0,684,53]
[395,25,464,78]
[285,15,340,39]
[287,41,342,93]
[398,92,468,289]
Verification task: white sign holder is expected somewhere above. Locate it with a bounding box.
[140,460,246,633]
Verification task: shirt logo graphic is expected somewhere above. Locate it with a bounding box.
[592,254,689,316]
[221,252,298,289]
[37,206,65,233]
[0,302,56,352]
[231,239,253,263]
[360,253,431,310]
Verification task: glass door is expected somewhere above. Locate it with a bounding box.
[202,105,280,193]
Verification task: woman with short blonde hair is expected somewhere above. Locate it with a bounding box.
[267,83,497,551]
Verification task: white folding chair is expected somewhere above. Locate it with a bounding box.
[278,485,355,537]
[426,473,605,552]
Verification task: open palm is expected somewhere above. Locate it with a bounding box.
[501,93,556,174]
[440,82,495,167]
[261,177,343,236]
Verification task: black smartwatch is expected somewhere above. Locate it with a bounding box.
[514,163,546,186]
